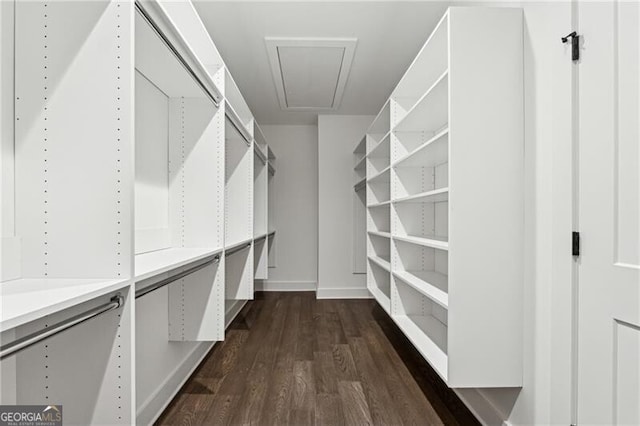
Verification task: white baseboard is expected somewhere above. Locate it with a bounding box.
[255,280,316,291]
[316,287,372,299]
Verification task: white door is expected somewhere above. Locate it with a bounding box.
[577,1,640,424]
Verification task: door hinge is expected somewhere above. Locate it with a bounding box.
[572,231,580,257]
[562,31,580,62]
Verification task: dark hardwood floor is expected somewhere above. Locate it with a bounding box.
[156,292,479,426]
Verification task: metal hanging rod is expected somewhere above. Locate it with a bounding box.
[225,242,252,257]
[0,294,124,361]
[225,109,252,146]
[254,144,267,165]
[135,254,220,299]
[135,2,222,108]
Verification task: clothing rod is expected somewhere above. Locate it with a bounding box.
[135,255,220,299]
[254,144,267,165]
[225,242,252,257]
[225,109,252,146]
[135,2,221,108]
[0,294,124,361]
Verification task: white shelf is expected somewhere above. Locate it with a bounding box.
[393,314,448,381]
[353,136,366,155]
[225,237,253,252]
[1,278,131,331]
[393,270,448,308]
[368,255,391,272]
[367,200,392,208]
[393,71,449,134]
[393,234,449,251]
[368,230,392,239]
[367,165,391,184]
[354,177,366,192]
[135,247,222,282]
[393,128,449,169]
[368,130,391,158]
[368,285,391,314]
[367,99,391,138]
[393,187,448,204]
[354,155,367,171]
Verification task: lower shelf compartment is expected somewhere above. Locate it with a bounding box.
[392,314,448,381]
[394,278,448,381]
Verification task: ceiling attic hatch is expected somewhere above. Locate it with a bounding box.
[265,37,357,111]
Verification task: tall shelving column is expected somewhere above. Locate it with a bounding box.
[1,2,135,423]
[224,69,254,304]
[368,7,524,388]
[365,101,392,313]
[131,3,226,423]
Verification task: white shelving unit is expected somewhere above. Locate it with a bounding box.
[267,147,277,269]
[1,1,268,423]
[0,2,135,423]
[224,70,254,303]
[253,124,269,281]
[366,7,524,388]
[352,136,367,274]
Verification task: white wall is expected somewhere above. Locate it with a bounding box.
[260,125,318,291]
[452,2,574,425]
[317,115,373,298]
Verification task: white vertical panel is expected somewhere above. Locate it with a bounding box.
[168,259,224,341]
[14,0,134,280]
[447,7,523,387]
[135,71,170,254]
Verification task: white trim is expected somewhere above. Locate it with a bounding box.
[255,280,317,291]
[316,287,372,299]
[264,37,357,111]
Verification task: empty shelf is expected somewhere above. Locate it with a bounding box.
[225,237,253,252]
[368,230,392,239]
[393,128,449,168]
[368,131,391,158]
[354,177,366,192]
[367,200,392,208]
[393,270,448,308]
[135,247,222,282]
[367,165,391,184]
[393,234,448,251]
[354,155,366,170]
[394,71,448,134]
[1,277,130,331]
[368,255,391,272]
[368,285,391,314]
[393,188,448,204]
[393,314,448,381]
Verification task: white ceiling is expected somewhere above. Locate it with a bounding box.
[193,1,449,125]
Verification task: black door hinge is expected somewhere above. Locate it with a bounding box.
[572,232,580,257]
[562,32,580,62]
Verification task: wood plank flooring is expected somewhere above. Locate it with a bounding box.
[156,292,479,426]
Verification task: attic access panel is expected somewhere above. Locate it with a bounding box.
[265,37,357,111]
